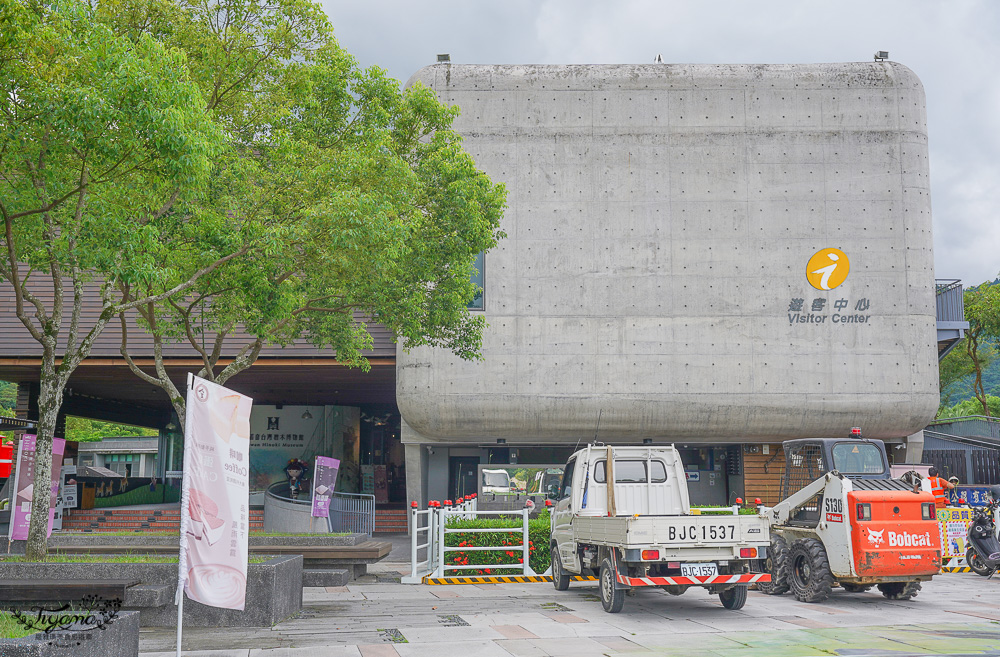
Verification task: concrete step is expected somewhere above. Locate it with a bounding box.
[302,568,351,587]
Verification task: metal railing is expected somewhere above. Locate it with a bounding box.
[403,495,547,583]
[327,490,375,535]
[929,416,1000,441]
[265,482,374,535]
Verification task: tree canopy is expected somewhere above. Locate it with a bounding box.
[110,0,506,429]
[0,0,504,558]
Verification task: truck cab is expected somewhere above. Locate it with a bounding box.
[549,444,771,613]
[481,468,512,494]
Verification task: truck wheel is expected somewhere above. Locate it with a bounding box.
[841,583,871,593]
[719,585,748,610]
[599,557,625,613]
[787,538,833,603]
[967,547,994,577]
[877,581,921,600]
[757,535,790,595]
[551,545,570,591]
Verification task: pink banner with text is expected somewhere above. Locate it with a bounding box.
[8,435,65,541]
[178,375,253,610]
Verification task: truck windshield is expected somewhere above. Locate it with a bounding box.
[832,442,886,475]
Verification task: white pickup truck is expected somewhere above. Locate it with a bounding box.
[550,444,771,612]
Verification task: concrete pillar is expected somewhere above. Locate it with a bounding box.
[905,430,924,464]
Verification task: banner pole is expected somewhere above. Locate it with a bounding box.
[175,593,183,657]
[176,372,195,657]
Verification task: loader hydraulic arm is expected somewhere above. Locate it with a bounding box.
[768,472,850,524]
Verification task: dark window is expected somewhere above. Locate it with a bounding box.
[560,459,576,499]
[468,252,484,310]
[594,460,667,483]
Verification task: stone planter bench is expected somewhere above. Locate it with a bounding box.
[0,610,139,657]
[0,555,302,627]
[42,532,389,584]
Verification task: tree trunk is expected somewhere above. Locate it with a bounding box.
[25,360,64,561]
[967,331,991,418]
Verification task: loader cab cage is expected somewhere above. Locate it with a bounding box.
[781,438,891,500]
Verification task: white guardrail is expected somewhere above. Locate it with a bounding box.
[403,494,550,583]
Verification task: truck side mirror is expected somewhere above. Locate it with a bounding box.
[546,484,560,500]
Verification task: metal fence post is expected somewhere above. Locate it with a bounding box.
[409,501,419,581]
[521,507,531,576]
[436,503,447,578]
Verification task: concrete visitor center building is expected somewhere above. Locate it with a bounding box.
[398,61,954,507]
[0,61,967,518]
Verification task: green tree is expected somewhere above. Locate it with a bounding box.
[64,417,153,442]
[0,0,238,559]
[0,381,16,417]
[110,0,505,429]
[938,395,1000,419]
[963,284,1000,417]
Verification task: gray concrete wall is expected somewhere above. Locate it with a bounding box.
[398,63,938,445]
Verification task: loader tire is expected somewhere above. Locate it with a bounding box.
[877,581,921,600]
[551,544,570,591]
[756,535,790,595]
[787,538,834,603]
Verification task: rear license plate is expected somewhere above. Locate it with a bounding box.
[680,562,718,577]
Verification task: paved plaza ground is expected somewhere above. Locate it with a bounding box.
[141,550,1000,657]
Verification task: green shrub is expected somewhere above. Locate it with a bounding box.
[444,510,551,575]
[692,506,761,515]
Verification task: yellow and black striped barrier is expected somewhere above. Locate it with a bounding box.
[424,574,598,585]
[942,566,973,573]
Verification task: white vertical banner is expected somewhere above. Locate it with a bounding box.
[176,374,253,612]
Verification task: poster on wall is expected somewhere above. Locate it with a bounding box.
[61,464,78,510]
[248,405,360,494]
[361,465,375,496]
[8,435,65,541]
[178,374,253,611]
[374,464,388,504]
[311,456,341,518]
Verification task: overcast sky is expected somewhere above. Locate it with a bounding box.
[322,0,1000,286]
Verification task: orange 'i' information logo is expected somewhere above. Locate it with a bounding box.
[806,248,850,291]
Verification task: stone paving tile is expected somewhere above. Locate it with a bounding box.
[465,612,553,625]
[357,645,400,657]
[592,636,644,652]
[141,652,251,657]
[394,640,518,657]
[689,616,813,633]
[540,612,587,623]
[529,636,625,656]
[248,648,362,657]
[598,614,717,634]
[623,631,743,652]
[703,646,837,657]
[770,616,837,629]
[492,625,540,639]
[557,621,631,638]
[387,625,505,643]
[494,639,548,657]
[508,621,581,639]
